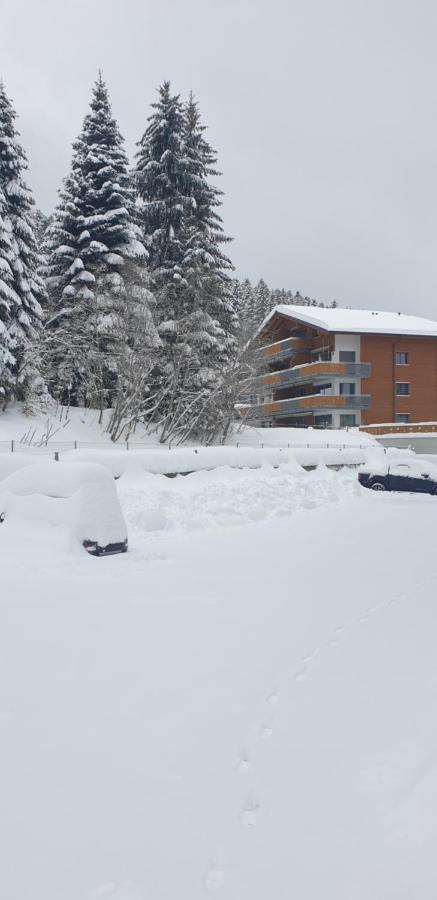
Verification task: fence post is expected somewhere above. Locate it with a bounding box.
[11,439,14,453]
[54,451,59,462]
[126,441,129,451]
[74,440,77,450]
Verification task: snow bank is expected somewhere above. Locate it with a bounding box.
[0,452,36,480]
[61,446,302,477]
[292,446,367,467]
[61,444,370,478]
[228,423,376,448]
[118,463,361,535]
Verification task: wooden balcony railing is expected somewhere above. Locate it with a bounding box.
[258,336,306,362]
[239,393,371,419]
[257,361,370,391]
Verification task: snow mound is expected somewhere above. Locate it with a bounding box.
[0,452,37,481]
[61,446,302,478]
[119,463,361,536]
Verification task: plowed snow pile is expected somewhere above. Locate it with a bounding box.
[118,463,360,535]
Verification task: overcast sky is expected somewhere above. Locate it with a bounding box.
[2,0,437,316]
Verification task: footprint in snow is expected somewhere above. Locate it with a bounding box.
[236,753,250,775]
[259,721,273,740]
[204,866,224,891]
[294,666,308,682]
[241,795,260,827]
[266,690,279,705]
[302,652,317,664]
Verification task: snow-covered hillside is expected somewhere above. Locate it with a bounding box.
[0,403,376,450]
[1,462,437,899]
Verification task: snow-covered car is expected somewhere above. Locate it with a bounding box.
[359,458,437,494]
[0,461,128,555]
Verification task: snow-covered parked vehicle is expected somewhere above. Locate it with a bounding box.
[359,457,437,494]
[0,462,128,555]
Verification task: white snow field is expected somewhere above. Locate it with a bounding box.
[1,462,437,899]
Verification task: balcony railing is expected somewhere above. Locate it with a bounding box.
[255,361,371,392]
[239,393,371,420]
[258,336,307,362]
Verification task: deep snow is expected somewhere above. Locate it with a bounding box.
[1,463,437,899]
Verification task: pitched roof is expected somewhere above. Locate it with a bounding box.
[263,305,437,337]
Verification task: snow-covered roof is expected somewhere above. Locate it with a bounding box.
[263,305,437,337]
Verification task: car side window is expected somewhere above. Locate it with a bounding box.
[389,464,410,475]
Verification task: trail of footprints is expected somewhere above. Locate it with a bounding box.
[204,582,416,893]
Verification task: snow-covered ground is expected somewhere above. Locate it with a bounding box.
[0,404,378,474]
[0,403,376,450]
[1,462,437,899]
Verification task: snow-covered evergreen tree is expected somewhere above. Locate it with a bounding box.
[253,278,271,323]
[174,92,237,441]
[135,81,186,309]
[0,81,45,405]
[44,73,158,408]
[136,82,237,440]
[34,208,50,251]
[135,84,237,442]
[0,184,16,399]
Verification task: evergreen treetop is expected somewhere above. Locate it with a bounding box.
[0,81,44,402]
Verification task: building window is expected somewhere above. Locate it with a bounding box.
[395,351,409,365]
[396,382,410,396]
[340,414,356,428]
[339,382,356,395]
[314,414,332,428]
[339,351,356,362]
[395,414,410,423]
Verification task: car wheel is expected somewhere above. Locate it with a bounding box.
[433,486,437,495]
[370,481,387,491]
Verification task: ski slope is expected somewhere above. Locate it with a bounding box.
[1,465,436,899]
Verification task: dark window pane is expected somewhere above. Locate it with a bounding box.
[339,351,356,362]
[340,414,356,427]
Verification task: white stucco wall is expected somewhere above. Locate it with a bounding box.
[332,334,361,361]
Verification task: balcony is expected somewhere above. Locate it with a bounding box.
[239,393,371,420]
[258,336,307,363]
[255,361,371,392]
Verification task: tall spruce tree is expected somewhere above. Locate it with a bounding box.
[44,73,158,408]
[135,81,186,313]
[253,278,271,323]
[135,85,237,441]
[0,183,16,398]
[134,82,191,438]
[176,92,237,440]
[0,82,45,405]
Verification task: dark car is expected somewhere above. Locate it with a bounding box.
[359,459,437,494]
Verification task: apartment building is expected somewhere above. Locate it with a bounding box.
[240,305,437,428]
